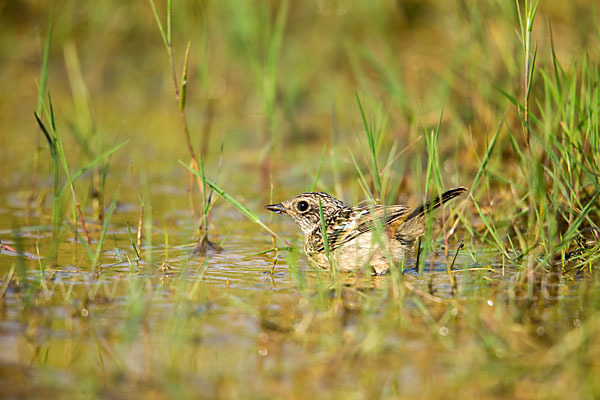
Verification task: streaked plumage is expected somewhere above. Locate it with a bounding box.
[265,187,467,274]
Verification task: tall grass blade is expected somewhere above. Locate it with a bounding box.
[127,222,142,260]
[180,161,291,246]
[148,0,169,49]
[355,92,382,196]
[92,189,120,271]
[318,198,333,272]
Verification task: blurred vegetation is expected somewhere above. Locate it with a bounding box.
[1,0,600,398]
[0,0,596,189]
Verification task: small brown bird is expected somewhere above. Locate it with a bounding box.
[265,187,467,275]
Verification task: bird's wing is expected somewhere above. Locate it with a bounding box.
[355,205,411,234]
[313,205,411,252]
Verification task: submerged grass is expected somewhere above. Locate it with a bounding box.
[1,0,600,399]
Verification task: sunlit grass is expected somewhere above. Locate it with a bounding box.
[0,0,599,399]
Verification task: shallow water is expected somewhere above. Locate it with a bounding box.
[0,185,595,399]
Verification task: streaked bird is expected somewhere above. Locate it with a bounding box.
[266,187,467,274]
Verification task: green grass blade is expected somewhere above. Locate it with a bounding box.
[179,41,191,111]
[318,198,332,272]
[180,161,291,246]
[58,140,129,197]
[33,112,56,158]
[37,15,53,115]
[309,146,327,192]
[148,0,169,49]
[92,189,120,270]
[355,92,382,196]
[470,118,503,194]
[127,222,142,260]
[350,151,375,203]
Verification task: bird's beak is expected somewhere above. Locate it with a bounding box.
[265,203,287,214]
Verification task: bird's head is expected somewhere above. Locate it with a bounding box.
[265,192,347,236]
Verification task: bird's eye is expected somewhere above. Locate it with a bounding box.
[296,200,309,212]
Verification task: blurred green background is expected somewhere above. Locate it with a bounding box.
[1,1,600,399]
[1,0,597,197]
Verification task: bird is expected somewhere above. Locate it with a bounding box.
[265,187,467,275]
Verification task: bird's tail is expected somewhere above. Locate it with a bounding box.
[407,187,468,221]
